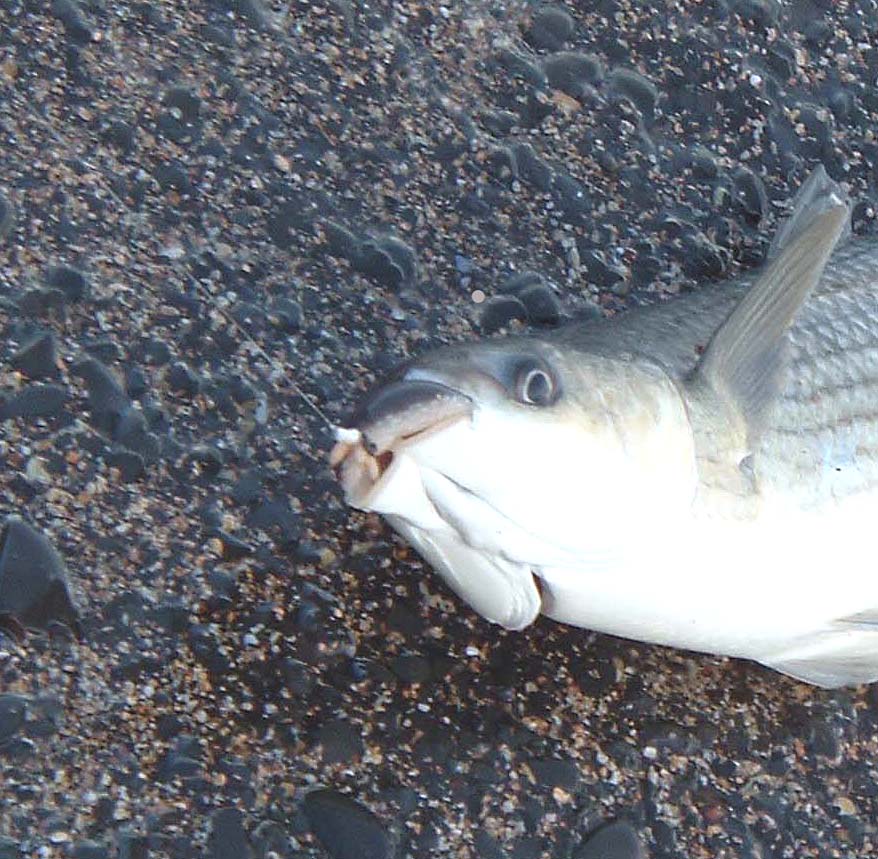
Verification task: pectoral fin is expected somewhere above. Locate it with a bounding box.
[688,167,850,447]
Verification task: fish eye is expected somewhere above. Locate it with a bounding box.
[516,363,556,406]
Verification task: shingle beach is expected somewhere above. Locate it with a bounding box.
[2,1,878,857]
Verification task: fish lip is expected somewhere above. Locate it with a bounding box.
[346,377,472,436]
[330,377,473,507]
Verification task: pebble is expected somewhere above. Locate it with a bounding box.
[391,653,432,684]
[608,68,659,121]
[542,52,604,98]
[0,694,28,746]
[317,719,364,765]
[51,0,93,45]
[480,294,528,333]
[101,119,136,154]
[526,6,575,51]
[512,143,554,191]
[733,166,769,223]
[575,821,645,859]
[303,789,391,859]
[208,808,252,859]
[0,384,68,420]
[0,193,14,241]
[106,448,146,482]
[0,517,79,634]
[355,235,419,290]
[45,265,89,302]
[71,357,131,435]
[159,86,203,144]
[518,282,562,325]
[495,48,548,88]
[166,361,201,397]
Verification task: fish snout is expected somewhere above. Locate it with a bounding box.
[347,379,472,451]
[330,377,473,506]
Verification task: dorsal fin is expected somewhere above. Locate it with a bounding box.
[688,167,850,448]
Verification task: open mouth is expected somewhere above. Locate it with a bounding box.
[330,378,473,508]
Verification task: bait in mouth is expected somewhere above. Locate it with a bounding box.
[332,166,878,688]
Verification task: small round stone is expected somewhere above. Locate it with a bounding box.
[304,789,391,859]
[527,6,575,51]
[480,294,528,333]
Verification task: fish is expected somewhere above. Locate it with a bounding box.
[330,165,878,688]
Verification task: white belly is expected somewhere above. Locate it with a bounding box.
[536,492,878,687]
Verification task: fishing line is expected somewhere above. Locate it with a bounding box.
[184,273,336,430]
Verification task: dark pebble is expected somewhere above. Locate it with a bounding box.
[162,86,202,122]
[72,357,131,434]
[46,265,89,302]
[650,820,676,853]
[126,367,149,400]
[102,119,136,153]
[0,384,68,420]
[72,841,110,859]
[575,820,645,859]
[807,717,841,758]
[608,68,659,121]
[0,838,20,859]
[518,282,561,325]
[83,338,122,364]
[10,332,57,379]
[502,270,545,295]
[167,362,201,396]
[250,820,287,858]
[229,0,274,30]
[208,808,252,859]
[529,757,579,790]
[214,531,253,562]
[732,0,781,26]
[480,294,528,333]
[473,830,506,859]
[116,829,149,859]
[680,234,729,279]
[495,48,548,88]
[322,220,362,261]
[690,146,719,180]
[16,287,66,318]
[303,789,391,859]
[318,719,364,765]
[733,166,769,222]
[144,338,173,365]
[553,171,591,221]
[0,517,79,634]
[513,143,554,191]
[542,52,603,98]
[247,498,300,545]
[582,250,626,288]
[106,449,146,482]
[526,5,575,51]
[51,0,93,44]
[115,407,160,460]
[269,297,303,332]
[0,192,15,241]
[354,236,419,290]
[391,653,432,684]
[154,162,192,194]
[0,694,28,745]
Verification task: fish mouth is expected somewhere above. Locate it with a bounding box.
[330,378,473,508]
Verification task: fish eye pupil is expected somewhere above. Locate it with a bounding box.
[520,367,553,406]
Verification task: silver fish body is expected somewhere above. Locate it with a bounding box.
[332,167,878,688]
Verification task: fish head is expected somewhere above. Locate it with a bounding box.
[331,337,699,629]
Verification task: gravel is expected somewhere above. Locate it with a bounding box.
[1,0,878,857]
